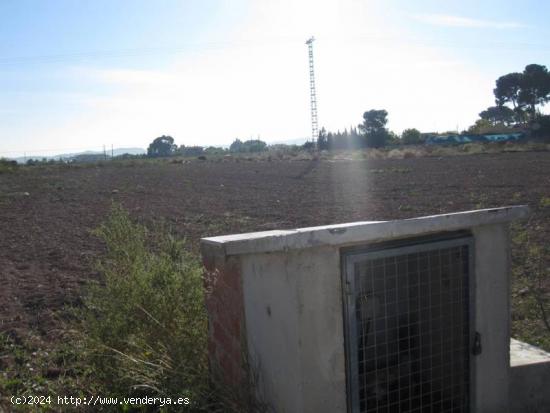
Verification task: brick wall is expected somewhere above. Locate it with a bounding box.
[202,246,246,388]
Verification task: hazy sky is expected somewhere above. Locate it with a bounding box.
[1,0,549,157]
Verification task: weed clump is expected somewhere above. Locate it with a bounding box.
[0,158,18,173]
[77,205,213,411]
[511,223,550,351]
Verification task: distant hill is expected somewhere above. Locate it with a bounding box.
[268,137,309,146]
[10,147,146,163]
[110,147,146,157]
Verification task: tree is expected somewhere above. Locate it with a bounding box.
[317,127,328,150]
[147,135,177,157]
[229,139,244,152]
[348,126,362,148]
[358,109,390,148]
[530,115,550,141]
[302,141,316,151]
[492,64,550,124]
[243,139,267,153]
[518,64,550,119]
[401,128,423,145]
[179,146,204,157]
[494,72,523,109]
[479,106,515,126]
[229,138,267,153]
[204,146,226,155]
[467,119,493,134]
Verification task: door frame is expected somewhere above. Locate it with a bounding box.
[341,233,476,413]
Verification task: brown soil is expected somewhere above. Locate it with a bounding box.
[0,152,549,343]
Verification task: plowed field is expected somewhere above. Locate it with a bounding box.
[1,151,549,344]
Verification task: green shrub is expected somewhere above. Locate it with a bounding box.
[400,128,423,145]
[77,205,212,411]
[0,158,18,173]
[511,224,550,351]
[530,114,550,141]
[540,196,550,208]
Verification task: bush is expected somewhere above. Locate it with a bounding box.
[0,158,18,173]
[530,115,550,141]
[229,139,267,153]
[204,146,226,156]
[77,205,212,411]
[364,130,390,148]
[267,144,300,159]
[179,146,205,157]
[511,224,550,351]
[401,128,423,145]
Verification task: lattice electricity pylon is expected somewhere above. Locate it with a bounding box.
[306,37,318,144]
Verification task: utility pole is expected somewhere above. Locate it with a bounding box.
[111,144,114,158]
[103,145,107,160]
[306,37,318,144]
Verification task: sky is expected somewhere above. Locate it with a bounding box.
[1,0,550,157]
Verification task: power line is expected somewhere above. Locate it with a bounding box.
[0,38,302,67]
[1,36,549,67]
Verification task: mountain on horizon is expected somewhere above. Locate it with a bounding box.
[267,137,309,146]
[10,147,146,163]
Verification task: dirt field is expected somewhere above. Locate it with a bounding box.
[1,151,549,348]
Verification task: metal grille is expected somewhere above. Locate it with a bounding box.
[344,238,473,413]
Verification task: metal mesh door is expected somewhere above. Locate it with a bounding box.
[343,237,473,413]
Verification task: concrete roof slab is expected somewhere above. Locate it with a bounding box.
[201,206,529,256]
[511,338,550,367]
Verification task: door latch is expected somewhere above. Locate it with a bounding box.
[472,332,482,356]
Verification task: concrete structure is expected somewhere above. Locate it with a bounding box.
[201,206,549,412]
[510,339,550,413]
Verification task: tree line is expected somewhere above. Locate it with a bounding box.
[146,63,550,157]
[317,63,550,150]
[146,136,269,158]
[316,110,427,150]
[472,63,550,135]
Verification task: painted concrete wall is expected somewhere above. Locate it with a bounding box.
[241,246,346,412]
[472,224,511,412]
[510,339,550,412]
[240,223,514,412]
[426,133,524,145]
